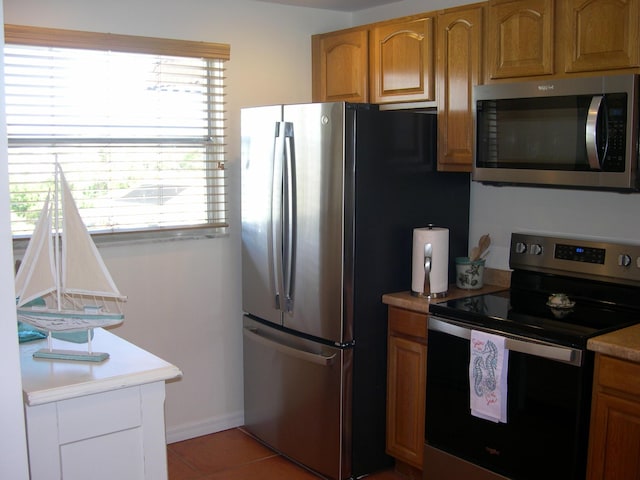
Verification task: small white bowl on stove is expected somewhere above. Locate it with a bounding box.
[546,293,575,309]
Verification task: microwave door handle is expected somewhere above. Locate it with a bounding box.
[586,95,604,170]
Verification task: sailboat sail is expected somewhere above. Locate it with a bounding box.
[60,170,123,298]
[15,163,126,333]
[14,193,57,307]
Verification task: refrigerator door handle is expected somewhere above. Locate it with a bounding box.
[271,122,285,311]
[282,122,296,314]
[243,326,337,366]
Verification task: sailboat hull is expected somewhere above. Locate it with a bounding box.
[17,307,124,332]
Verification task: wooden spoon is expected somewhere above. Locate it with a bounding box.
[477,234,491,259]
[470,234,491,261]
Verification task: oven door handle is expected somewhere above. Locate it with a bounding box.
[428,316,582,366]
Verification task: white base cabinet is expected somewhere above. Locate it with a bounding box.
[20,329,181,480]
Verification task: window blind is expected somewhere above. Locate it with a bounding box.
[4,25,229,238]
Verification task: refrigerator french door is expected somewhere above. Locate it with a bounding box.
[242,103,345,342]
[241,102,470,479]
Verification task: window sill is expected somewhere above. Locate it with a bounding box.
[13,225,229,256]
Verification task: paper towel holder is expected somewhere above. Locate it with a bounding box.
[411,224,448,299]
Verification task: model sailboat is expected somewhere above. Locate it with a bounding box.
[15,163,127,361]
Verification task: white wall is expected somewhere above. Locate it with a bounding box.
[352,0,468,23]
[469,184,640,270]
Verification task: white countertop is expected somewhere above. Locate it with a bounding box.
[20,328,182,406]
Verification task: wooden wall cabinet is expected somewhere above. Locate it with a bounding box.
[587,354,640,479]
[369,16,435,104]
[436,4,483,172]
[487,0,554,79]
[563,0,640,73]
[487,0,640,81]
[386,305,427,472]
[311,28,369,103]
[312,15,435,105]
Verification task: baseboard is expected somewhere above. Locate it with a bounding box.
[166,410,245,444]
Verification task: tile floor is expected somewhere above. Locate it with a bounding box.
[168,427,408,480]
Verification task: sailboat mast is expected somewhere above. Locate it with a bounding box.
[54,162,62,312]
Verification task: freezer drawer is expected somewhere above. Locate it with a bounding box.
[243,315,351,480]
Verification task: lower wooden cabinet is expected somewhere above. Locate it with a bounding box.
[386,305,427,472]
[587,354,640,479]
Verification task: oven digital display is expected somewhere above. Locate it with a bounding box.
[555,243,606,264]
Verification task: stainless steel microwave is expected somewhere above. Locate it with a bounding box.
[473,74,639,191]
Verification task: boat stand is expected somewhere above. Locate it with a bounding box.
[33,329,109,362]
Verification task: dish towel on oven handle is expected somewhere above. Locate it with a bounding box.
[469,329,509,423]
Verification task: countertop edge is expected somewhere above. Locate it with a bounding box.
[383,285,509,314]
[587,324,640,363]
[24,365,183,406]
[21,328,182,406]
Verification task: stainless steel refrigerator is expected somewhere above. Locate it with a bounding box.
[241,102,469,479]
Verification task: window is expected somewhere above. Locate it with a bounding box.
[4,25,230,241]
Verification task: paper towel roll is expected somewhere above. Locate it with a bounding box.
[411,226,449,298]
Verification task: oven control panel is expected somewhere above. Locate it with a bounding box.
[555,243,606,264]
[510,233,640,285]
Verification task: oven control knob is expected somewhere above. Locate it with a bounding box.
[619,254,632,267]
[530,244,543,255]
[515,242,527,254]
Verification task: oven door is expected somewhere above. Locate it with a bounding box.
[425,316,593,480]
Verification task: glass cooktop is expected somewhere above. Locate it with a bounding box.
[429,286,640,349]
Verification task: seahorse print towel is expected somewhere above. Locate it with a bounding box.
[469,329,509,423]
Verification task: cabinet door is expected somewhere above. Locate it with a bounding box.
[386,306,427,470]
[588,392,640,479]
[563,0,640,73]
[587,354,640,480]
[370,17,435,104]
[488,0,554,78]
[25,383,169,480]
[436,5,483,172]
[311,29,369,103]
